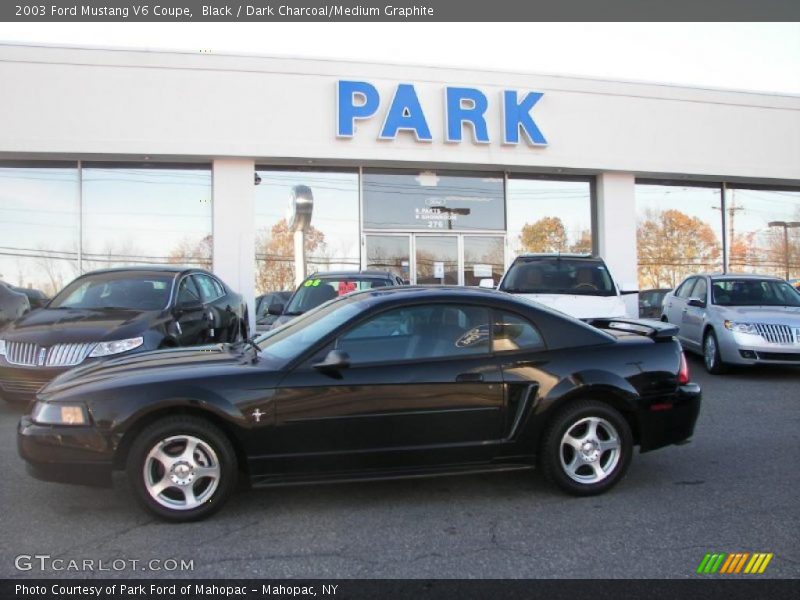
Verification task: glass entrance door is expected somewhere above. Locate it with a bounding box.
[415,236,459,285]
[364,233,505,286]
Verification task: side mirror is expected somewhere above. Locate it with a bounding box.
[267,303,284,316]
[313,350,350,372]
[176,299,203,314]
[687,298,706,308]
[619,281,639,295]
[478,278,495,289]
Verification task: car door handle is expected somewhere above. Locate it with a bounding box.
[456,373,483,383]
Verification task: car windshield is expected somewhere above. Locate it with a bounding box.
[499,258,616,296]
[284,277,391,314]
[711,279,800,307]
[254,295,363,368]
[49,273,174,311]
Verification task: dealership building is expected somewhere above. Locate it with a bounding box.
[0,43,798,326]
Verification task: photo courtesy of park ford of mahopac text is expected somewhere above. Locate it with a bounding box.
[0,1,799,599]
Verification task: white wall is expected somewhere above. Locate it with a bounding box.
[0,44,798,183]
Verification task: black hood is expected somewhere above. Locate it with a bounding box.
[43,344,248,396]
[0,308,163,345]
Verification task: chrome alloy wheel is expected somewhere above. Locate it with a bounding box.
[559,417,622,484]
[143,435,221,511]
[704,335,717,371]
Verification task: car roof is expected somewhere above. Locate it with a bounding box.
[75,266,203,277]
[306,270,398,279]
[692,273,784,281]
[338,285,544,308]
[515,253,596,259]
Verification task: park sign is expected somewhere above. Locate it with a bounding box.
[336,80,548,146]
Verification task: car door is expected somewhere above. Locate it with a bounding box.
[193,273,234,342]
[266,303,505,475]
[173,275,210,345]
[681,277,708,350]
[664,278,695,334]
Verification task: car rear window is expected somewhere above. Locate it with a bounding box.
[499,258,616,296]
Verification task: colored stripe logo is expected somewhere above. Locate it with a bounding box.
[697,552,773,574]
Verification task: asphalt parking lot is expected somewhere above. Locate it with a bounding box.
[1,355,798,579]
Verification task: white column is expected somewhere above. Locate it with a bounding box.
[212,159,256,333]
[595,172,638,317]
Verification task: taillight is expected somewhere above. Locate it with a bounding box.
[678,352,690,385]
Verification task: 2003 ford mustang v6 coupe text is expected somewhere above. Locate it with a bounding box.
[18,287,701,521]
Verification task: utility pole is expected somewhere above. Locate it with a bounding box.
[712,187,745,273]
[768,221,800,280]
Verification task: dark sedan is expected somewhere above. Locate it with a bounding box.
[11,286,49,310]
[1,267,247,405]
[19,287,701,522]
[255,291,292,333]
[639,288,671,319]
[268,270,405,329]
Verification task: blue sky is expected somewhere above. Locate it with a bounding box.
[0,22,798,94]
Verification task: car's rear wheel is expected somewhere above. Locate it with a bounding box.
[126,416,237,522]
[540,400,632,496]
[703,330,726,374]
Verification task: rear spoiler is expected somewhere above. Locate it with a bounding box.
[587,318,679,340]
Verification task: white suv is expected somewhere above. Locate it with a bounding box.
[491,254,638,320]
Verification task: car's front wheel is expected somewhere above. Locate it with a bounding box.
[126,416,237,522]
[703,330,726,374]
[540,401,632,496]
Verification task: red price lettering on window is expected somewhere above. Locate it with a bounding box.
[338,281,357,296]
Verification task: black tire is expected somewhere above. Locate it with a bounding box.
[539,400,633,496]
[703,329,727,375]
[126,416,237,522]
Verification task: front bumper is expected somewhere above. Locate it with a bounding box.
[719,331,800,365]
[639,383,702,452]
[17,416,113,487]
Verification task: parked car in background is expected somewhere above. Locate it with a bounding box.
[0,267,248,405]
[494,254,638,319]
[255,291,292,333]
[639,288,672,319]
[661,273,800,374]
[10,286,49,310]
[19,286,700,521]
[0,282,30,330]
[267,270,405,329]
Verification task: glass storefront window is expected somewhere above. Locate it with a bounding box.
[255,169,359,295]
[0,164,79,296]
[365,235,410,282]
[724,187,800,281]
[81,165,212,272]
[415,236,459,285]
[463,236,505,286]
[363,169,505,231]
[506,177,593,258]
[635,183,723,289]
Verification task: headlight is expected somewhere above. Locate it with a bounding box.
[724,321,758,334]
[88,337,144,358]
[0,339,5,356]
[31,402,89,426]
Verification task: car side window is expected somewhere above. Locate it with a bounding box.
[675,278,696,299]
[337,304,491,364]
[493,312,545,352]
[193,274,221,302]
[690,278,707,301]
[177,277,201,304]
[211,278,225,298]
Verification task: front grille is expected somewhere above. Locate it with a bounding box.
[754,324,797,345]
[6,341,96,367]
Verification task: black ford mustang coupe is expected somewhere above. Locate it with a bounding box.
[1,267,248,405]
[18,287,701,521]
